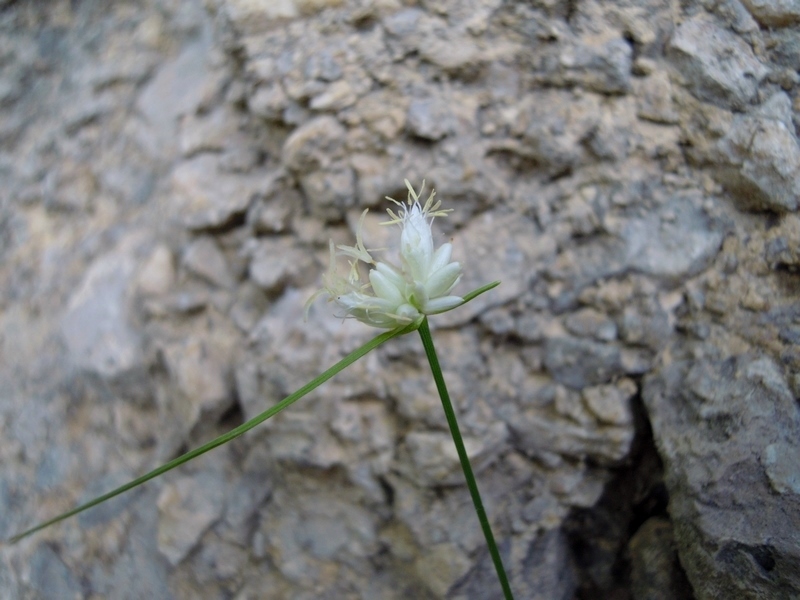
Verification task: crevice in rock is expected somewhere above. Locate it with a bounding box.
[564,390,694,600]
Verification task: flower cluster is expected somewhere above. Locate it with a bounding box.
[309,180,463,328]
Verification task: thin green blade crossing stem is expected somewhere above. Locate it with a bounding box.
[8,280,499,545]
[417,317,515,600]
[9,322,416,544]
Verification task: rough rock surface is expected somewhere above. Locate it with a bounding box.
[1,0,799,598]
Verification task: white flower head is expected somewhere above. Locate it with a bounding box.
[308,180,463,328]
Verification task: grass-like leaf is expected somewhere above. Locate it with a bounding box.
[8,282,499,544]
[8,321,416,543]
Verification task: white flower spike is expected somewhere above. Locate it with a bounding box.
[309,180,463,328]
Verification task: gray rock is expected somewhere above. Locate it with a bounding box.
[564,308,618,341]
[414,542,472,598]
[765,214,800,268]
[8,0,800,598]
[560,38,633,94]
[643,355,800,600]
[438,210,557,327]
[420,32,480,73]
[544,337,624,391]
[382,7,424,39]
[505,391,635,466]
[520,529,578,600]
[619,300,672,350]
[135,245,176,297]
[635,70,680,124]
[399,423,508,487]
[161,333,236,434]
[179,106,239,157]
[407,97,456,141]
[546,236,631,312]
[171,155,269,230]
[0,556,20,600]
[765,27,800,69]
[43,160,97,211]
[384,10,480,72]
[222,0,299,35]
[258,486,379,583]
[740,0,800,26]
[248,196,295,234]
[622,196,723,280]
[229,281,269,332]
[136,34,215,158]
[282,115,347,173]
[304,49,343,82]
[456,528,579,600]
[715,92,800,212]
[581,379,637,427]
[248,83,288,121]
[95,489,172,600]
[354,90,408,141]
[499,90,602,176]
[182,236,237,288]
[28,544,83,600]
[309,79,357,111]
[157,472,227,566]
[281,116,355,219]
[247,236,315,292]
[667,14,768,110]
[629,517,694,600]
[60,235,145,379]
[298,166,357,221]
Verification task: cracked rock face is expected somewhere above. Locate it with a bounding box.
[644,356,800,599]
[1,0,799,598]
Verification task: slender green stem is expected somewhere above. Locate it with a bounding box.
[9,321,417,544]
[417,317,514,600]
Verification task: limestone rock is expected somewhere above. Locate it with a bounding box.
[7,0,800,598]
[438,210,556,327]
[182,236,237,289]
[171,155,268,229]
[282,115,347,173]
[558,38,633,94]
[135,245,176,296]
[544,337,624,391]
[714,92,800,212]
[400,423,508,487]
[222,0,300,34]
[407,96,456,141]
[643,355,800,599]
[27,544,83,599]
[581,379,636,427]
[740,0,800,26]
[60,236,145,379]
[161,333,237,433]
[629,518,694,600]
[667,14,768,110]
[635,70,680,124]
[157,472,227,566]
[414,542,472,598]
[622,194,723,279]
[247,236,315,292]
[136,35,216,159]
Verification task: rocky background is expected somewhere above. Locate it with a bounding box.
[1,0,799,598]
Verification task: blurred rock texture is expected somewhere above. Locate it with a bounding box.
[1,0,799,598]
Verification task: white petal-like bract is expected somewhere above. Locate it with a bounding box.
[311,180,463,328]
